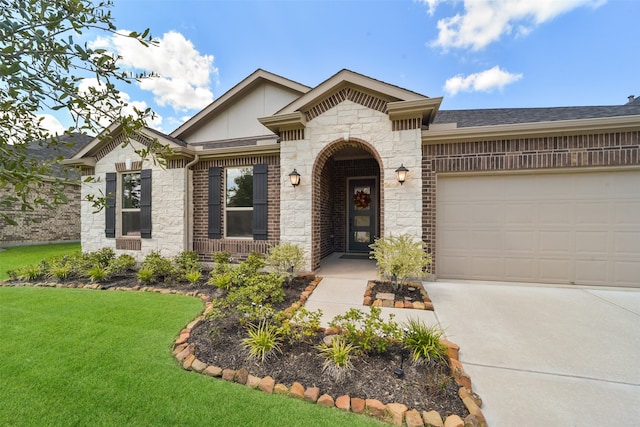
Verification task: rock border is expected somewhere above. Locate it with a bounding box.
[363,280,435,311]
[1,277,486,427]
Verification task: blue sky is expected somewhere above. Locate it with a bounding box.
[44,0,640,135]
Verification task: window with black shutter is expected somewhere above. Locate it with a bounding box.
[105,172,116,238]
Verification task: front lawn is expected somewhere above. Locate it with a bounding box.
[0,287,381,426]
[0,242,81,280]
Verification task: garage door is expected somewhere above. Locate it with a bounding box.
[436,170,640,287]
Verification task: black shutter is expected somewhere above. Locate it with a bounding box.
[253,163,268,240]
[105,172,116,238]
[140,169,152,238]
[208,167,222,239]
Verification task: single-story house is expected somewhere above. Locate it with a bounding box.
[64,69,640,287]
[1,133,92,246]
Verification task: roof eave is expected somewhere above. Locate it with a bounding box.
[423,115,640,144]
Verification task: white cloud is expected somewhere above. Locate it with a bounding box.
[417,0,444,15]
[428,0,605,51]
[38,114,66,137]
[444,66,523,95]
[77,78,163,130]
[92,31,216,112]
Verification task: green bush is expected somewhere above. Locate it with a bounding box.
[276,306,323,345]
[140,251,175,283]
[212,251,232,274]
[242,320,282,363]
[107,254,137,276]
[224,272,284,314]
[174,251,201,281]
[402,318,447,365]
[265,243,305,283]
[87,265,107,283]
[369,234,432,288]
[329,306,402,354]
[317,335,357,382]
[185,270,202,285]
[137,268,154,284]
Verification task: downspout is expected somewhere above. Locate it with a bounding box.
[184,154,200,252]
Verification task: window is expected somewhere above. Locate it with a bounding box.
[225,167,253,238]
[121,172,141,236]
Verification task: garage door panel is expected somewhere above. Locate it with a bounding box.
[436,170,640,287]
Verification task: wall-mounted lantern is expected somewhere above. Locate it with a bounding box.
[395,164,409,185]
[289,168,301,187]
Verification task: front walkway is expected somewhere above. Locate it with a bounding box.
[310,255,640,426]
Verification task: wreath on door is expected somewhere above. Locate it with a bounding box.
[353,190,371,209]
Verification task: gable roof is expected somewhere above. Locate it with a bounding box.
[170,69,311,139]
[274,69,430,115]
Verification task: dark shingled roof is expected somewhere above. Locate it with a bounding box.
[17,133,93,179]
[433,104,640,128]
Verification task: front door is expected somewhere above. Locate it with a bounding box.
[348,179,377,252]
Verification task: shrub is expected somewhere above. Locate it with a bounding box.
[369,234,432,289]
[87,265,107,283]
[224,272,284,314]
[174,251,201,281]
[185,270,202,285]
[402,318,447,365]
[17,264,46,281]
[236,252,265,277]
[140,251,175,282]
[242,320,282,363]
[276,306,323,345]
[137,268,154,284]
[317,336,357,382]
[329,306,402,354]
[107,254,136,276]
[265,243,305,283]
[212,251,232,275]
[50,264,72,281]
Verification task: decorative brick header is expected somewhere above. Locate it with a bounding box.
[281,129,305,142]
[392,118,422,131]
[116,238,141,251]
[305,87,388,122]
[115,161,142,172]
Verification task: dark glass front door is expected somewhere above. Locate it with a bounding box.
[348,179,377,252]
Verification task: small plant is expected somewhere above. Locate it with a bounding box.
[137,268,154,284]
[212,251,232,275]
[185,270,202,285]
[174,251,201,281]
[403,318,447,365]
[369,234,432,290]
[277,306,323,344]
[18,264,46,281]
[242,320,282,363]
[109,254,137,273]
[329,306,402,354]
[265,242,305,284]
[87,265,107,283]
[50,264,72,280]
[140,251,175,282]
[317,336,357,382]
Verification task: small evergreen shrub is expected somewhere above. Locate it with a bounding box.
[137,268,154,284]
[276,306,323,345]
[329,306,402,354]
[140,251,175,282]
[369,234,432,289]
[265,243,305,283]
[185,270,202,285]
[87,265,107,283]
[174,251,201,281]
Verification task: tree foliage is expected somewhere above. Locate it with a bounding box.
[0,0,159,224]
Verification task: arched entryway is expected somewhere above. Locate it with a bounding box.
[311,138,384,270]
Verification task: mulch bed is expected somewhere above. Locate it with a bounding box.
[4,272,468,417]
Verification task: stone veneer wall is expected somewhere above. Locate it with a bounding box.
[281,100,423,270]
[81,141,186,261]
[191,155,280,262]
[422,130,640,276]
[0,181,81,246]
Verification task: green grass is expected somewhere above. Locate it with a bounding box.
[0,242,81,280]
[0,287,383,426]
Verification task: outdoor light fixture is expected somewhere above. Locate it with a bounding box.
[395,164,409,185]
[125,158,132,171]
[289,168,301,187]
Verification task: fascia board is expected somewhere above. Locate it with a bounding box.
[388,98,443,121]
[196,143,280,160]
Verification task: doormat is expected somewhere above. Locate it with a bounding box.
[339,254,370,260]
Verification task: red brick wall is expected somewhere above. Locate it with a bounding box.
[192,156,280,261]
[422,130,640,275]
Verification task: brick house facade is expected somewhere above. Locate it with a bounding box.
[65,69,640,287]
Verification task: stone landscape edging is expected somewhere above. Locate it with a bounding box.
[363,280,435,311]
[0,277,486,427]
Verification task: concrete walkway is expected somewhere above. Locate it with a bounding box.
[310,254,640,426]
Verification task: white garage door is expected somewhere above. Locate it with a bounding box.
[436,170,640,287]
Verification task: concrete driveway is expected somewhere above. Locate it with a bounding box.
[424,281,640,427]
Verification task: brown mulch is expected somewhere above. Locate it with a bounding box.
[6,272,468,417]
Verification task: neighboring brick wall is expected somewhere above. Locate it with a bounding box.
[422,130,640,276]
[0,181,81,246]
[192,155,280,261]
